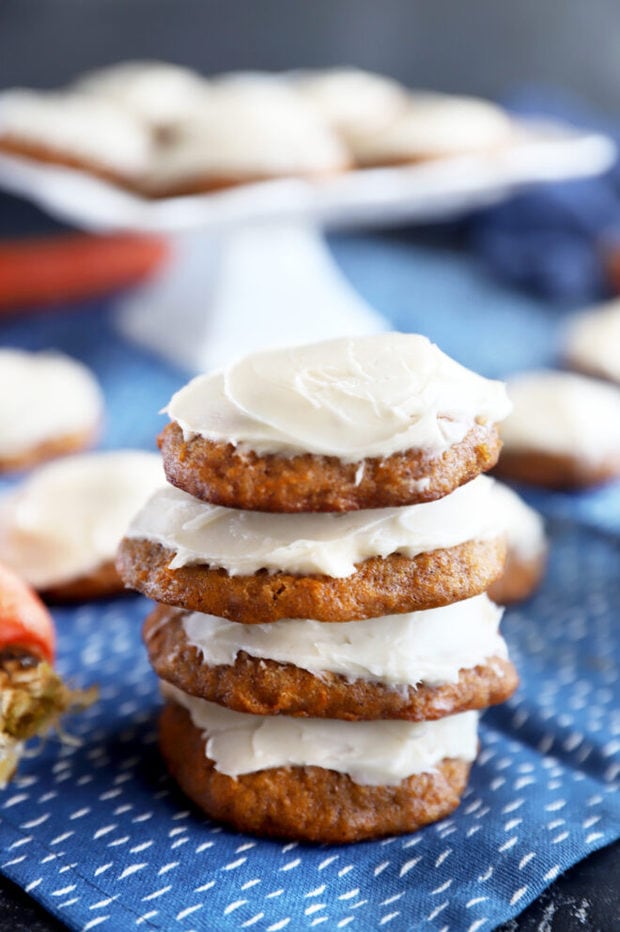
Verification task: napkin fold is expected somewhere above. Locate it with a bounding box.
[470,89,620,302]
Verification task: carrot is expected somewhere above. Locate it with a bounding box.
[0,562,55,663]
[0,232,168,312]
[0,562,97,786]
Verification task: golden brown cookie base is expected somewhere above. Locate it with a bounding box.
[118,536,506,623]
[0,425,99,475]
[41,560,124,602]
[158,421,502,512]
[144,172,272,198]
[0,138,139,191]
[353,137,515,170]
[0,138,349,200]
[145,604,519,720]
[488,550,547,605]
[159,701,472,842]
[495,448,620,490]
[143,163,350,199]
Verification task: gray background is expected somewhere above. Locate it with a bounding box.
[0,0,619,114]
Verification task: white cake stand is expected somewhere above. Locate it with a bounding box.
[0,119,614,372]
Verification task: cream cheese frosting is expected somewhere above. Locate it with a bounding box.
[501,370,620,461]
[492,481,546,561]
[565,299,620,384]
[165,334,511,461]
[0,90,153,177]
[294,68,409,137]
[0,349,103,459]
[348,92,513,164]
[75,61,212,129]
[146,80,347,187]
[163,683,479,785]
[126,474,500,578]
[0,451,165,588]
[179,593,506,687]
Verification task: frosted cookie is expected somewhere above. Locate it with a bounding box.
[117,475,506,621]
[488,482,547,604]
[160,690,478,842]
[564,298,620,385]
[496,370,620,488]
[0,90,153,189]
[160,334,511,512]
[294,67,409,139]
[0,451,164,600]
[75,61,211,133]
[0,349,103,473]
[144,80,349,197]
[145,595,518,721]
[347,92,514,167]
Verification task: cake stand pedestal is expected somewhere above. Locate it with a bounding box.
[115,220,387,372]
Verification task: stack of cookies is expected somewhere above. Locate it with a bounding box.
[118,333,518,842]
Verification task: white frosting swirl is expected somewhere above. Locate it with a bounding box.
[565,299,620,384]
[0,90,153,177]
[126,474,499,578]
[163,683,479,785]
[0,349,103,460]
[502,370,620,461]
[180,593,506,687]
[0,451,165,588]
[166,334,510,461]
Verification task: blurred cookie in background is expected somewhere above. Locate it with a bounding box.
[496,370,620,489]
[0,89,154,189]
[344,91,514,168]
[0,450,164,601]
[564,297,620,385]
[0,64,520,198]
[488,480,547,605]
[144,77,349,197]
[0,348,104,473]
[74,60,212,135]
[294,67,410,141]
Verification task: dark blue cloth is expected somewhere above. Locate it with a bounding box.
[470,89,620,302]
[0,240,619,932]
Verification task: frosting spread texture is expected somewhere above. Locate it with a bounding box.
[163,683,479,785]
[126,474,499,577]
[166,334,511,461]
[180,593,506,686]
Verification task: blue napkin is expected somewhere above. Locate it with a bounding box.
[470,88,620,302]
[0,241,619,931]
